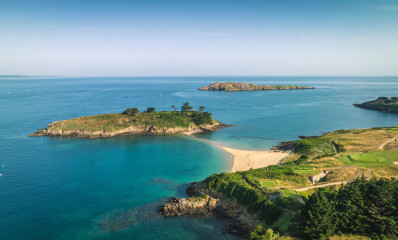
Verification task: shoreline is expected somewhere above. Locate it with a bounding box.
[184,134,291,172]
[222,146,291,172]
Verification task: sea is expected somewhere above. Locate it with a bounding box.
[1,76,398,240]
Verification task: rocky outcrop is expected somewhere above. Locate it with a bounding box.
[199,82,314,91]
[309,171,329,184]
[29,122,229,138]
[159,196,218,216]
[159,182,255,238]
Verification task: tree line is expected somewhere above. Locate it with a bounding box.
[121,102,213,125]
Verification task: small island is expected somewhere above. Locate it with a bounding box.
[29,103,228,138]
[354,96,398,113]
[199,82,314,91]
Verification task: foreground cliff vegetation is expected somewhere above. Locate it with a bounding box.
[354,96,398,113]
[200,126,398,239]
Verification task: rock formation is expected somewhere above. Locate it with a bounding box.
[199,82,314,91]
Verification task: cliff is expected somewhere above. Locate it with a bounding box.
[29,111,228,138]
[199,82,314,91]
[159,182,256,238]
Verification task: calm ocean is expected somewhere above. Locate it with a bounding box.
[1,76,398,239]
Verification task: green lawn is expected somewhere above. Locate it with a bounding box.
[260,180,277,188]
[293,169,317,174]
[339,150,398,168]
[280,188,299,198]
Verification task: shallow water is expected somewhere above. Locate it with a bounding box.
[1,76,398,239]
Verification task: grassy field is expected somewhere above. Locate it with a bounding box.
[339,150,398,167]
[51,111,217,132]
[260,180,277,188]
[280,189,299,198]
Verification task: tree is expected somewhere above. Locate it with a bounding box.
[181,102,193,112]
[171,105,176,111]
[377,96,389,101]
[303,189,337,239]
[122,108,139,116]
[146,107,156,113]
[199,106,205,112]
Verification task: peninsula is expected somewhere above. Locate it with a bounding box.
[199,82,314,91]
[354,96,398,113]
[29,103,228,138]
[160,126,398,239]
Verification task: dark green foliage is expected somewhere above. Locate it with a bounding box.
[331,141,346,153]
[199,106,205,112]
[181,102,193,112]
[355,97,398,113]
[302,177,398,240]
[303,189,338,239]
[249,225,279,240]
[377,96,389,101]
[146,107,156,113]
[336,129,351,134]
[204,165,308,224]
[293,154,309,165]
[294,137,336,158]
[122,108,139,116]
[190,111,213,125]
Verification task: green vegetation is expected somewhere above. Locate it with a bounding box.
[280,189,298,198]
[122,107,139,116]
[294,137,335,159]
[354,96,398,113]
[249,226,279,240]
[339,150,398,168]
[50,103,217,133]
[145,107,156,113]
[302,177,398,240]
[201,126,398,239]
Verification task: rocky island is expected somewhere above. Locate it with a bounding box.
[160,126,398,239]
[29,103,228,138]
[354,96,398,113]
[199,82,314,91]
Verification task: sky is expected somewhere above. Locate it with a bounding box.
[0,0,398,76]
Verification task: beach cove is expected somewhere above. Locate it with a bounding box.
[2,76,398,240]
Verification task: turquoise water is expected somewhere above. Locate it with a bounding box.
[1,76,398,239]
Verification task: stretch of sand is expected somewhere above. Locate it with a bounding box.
[222,147,291,172]
[184,134,290,172]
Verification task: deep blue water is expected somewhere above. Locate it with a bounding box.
[1,76,398,240]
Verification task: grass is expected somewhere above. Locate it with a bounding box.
[293,169,317,174]
[260,180,277,188]
[280,189,299,198]
[51,111,217,133]
[339,150,398,168]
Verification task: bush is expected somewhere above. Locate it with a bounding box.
[122,108,139,116]
[146,107,156,113]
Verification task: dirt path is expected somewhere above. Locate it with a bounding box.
[379,135,398,150]
[295,181,347,192]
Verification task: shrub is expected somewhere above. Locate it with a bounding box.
[122,108,139,116]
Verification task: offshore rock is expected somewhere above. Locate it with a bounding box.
[199,82,314,91]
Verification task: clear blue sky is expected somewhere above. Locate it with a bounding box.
[1,0,397,76]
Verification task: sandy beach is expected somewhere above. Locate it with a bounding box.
[221,147,290,172]
[184,134,290,172]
